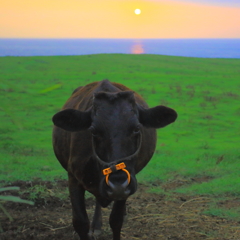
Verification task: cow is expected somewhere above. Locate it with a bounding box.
[52,80,177,240]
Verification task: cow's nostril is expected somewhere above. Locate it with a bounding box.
[122,179,129,189]
[107,179,115,190]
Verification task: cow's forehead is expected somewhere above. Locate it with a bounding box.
[93,100,137,118]
[93,92,137,113]
[94,91,135,103]
[91,99,139,130]
[93,102,137,120]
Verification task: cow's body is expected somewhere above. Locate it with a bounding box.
[52,80,177,240]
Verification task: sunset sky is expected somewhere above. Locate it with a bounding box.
[1,0,240,38]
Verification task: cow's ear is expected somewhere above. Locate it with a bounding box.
[52,109,91,132]
[138,105,177,128]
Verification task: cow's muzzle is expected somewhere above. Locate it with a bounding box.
[92,133,142,199]
[102,162,132,200]
[106,177,131,200]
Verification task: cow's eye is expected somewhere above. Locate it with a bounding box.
[133,126,140,135]
[89,126,102,139]
[92,132,99,138]
[89,126,97,135]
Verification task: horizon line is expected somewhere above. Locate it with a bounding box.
[1,37,240,40]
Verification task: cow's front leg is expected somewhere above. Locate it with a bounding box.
[68,173,93,240]
[91,200,102,237]
[109,200,126,240]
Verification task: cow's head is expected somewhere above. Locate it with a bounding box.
[52,91,177,201]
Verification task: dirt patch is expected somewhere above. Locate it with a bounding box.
[1,180,240,240]
[160,176,213,192]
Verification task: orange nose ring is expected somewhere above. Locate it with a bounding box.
[102,162,131,186]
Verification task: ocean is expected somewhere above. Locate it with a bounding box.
[0,38,240,58]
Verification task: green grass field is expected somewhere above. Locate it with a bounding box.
[0,54,240,219]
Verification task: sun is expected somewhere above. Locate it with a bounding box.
[134,9,141,15]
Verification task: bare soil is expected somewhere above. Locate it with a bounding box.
[1,180,240,240]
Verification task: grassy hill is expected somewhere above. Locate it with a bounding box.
[0,54,239,201]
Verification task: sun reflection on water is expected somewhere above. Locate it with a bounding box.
[131,42,144,54]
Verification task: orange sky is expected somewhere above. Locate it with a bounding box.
[1,0,240,38]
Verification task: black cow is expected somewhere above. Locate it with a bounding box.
[52,80,177,240]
